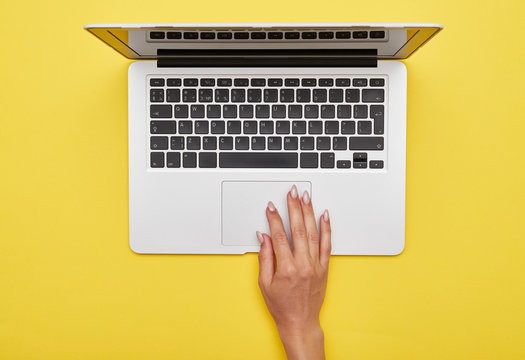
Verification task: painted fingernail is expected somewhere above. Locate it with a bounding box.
[323,209,330,222]
[256,231,264,244]
[302,190,310,204]
[267,201,276,212]
[290,185,298,199]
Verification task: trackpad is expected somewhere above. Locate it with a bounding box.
[222,181,312,246]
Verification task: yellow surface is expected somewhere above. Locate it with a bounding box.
[1,0,524,358]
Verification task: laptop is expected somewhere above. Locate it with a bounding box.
[85,23,442,255]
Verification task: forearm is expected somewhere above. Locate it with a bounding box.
[278,325,325,360]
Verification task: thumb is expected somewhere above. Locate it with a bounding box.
[257,232,275,287]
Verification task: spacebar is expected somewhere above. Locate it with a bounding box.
[219,152,298,168]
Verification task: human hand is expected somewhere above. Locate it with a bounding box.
[257,185,331,360]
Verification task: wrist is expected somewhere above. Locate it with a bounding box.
[277,323,325,360]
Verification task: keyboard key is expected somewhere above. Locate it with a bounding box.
[251,78,266,87]
[183,78,199,86]
[264,89,278,102]
[211,120,225,134]
[362,89,384,103]
[182,89,196,102]
[285,78,300,86]
[251,137,265,150]
[319,32,334,39]
[178,120,192,134]
[321,105,335,118]
[317,137,330,150]
[353,161,367,168]
[195,121,209,134]
[247,89,262,103]
[203,136,217,150]
[337,105,352,119]
[321,153,335,168]
[218,32,233,39]
[288,105,302,119]
[304,105,319,118]
[336,78,351,87]
[235,137,249,150]
[354,105,368,119]
[219,152,298,168]
[200,32,216,40]
[170,136,184,150]
[150,89,164,102]
[349,137,384,150]
[276,121,290,134]
[300,153,318,168]
[243,121,257,134]
[313,89,327,102]
[333,137,347,150]
[345,89,360,102]
[371,105,384,135]
[251,32,266,39]
[260,121,274,134]
[319,78,333,86]
[300,137,314,150]
[151,136,168,150]
[337,160,351,168]
[353,152,367,161]
[183,152,197,168]
[341,121,356,134]
[268,78,283,87]
[284,137,298,150]
[285,32,300,39]
[234,78,249,86]
[358,121,372,134]
[150,78,164,86]
[167,89,181,102]
[370,31,385,39]
[302,32,317,40]
[239,105,254,118]
[231,89,246,102]
[296,89,311,103]
[199,89,213,102]
[308,121,322,134]
[215,89,229,102]
[292,121,307,134]
[335,31,351,39]
[174,105,189,118]
[150,32,165,40]
[268,137,282,150]
[218,78,232,86]
[227,121,241,134]
[255,105,270,118]
[167,78,181,87]
[223,105,237,118]
[150,152,164,167]
[353,78,367,87]
[219,136,233,150]
[302,78,316,87]
[353,31,368,39]
[234,32,249,40]
[151,121,176,134]
[370,160,384,168]
[167,152,181,168]
[187,136,201,150]
[268,32,283,39]
[280,89,294,102]
[370,78,385,87]
[199,152,217,168]
[150,105,172,118]
[329,89,343,102]
[191,105,205,118]
[207,105,221,119]
[325,121,339,134]
[272,105,286,118]
[183,32,199,40]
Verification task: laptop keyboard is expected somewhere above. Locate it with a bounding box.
[148,75,386,169]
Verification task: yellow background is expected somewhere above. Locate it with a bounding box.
[1,0,524,358]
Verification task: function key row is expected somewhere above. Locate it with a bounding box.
[150,78,385,87]
[149,31,386,41]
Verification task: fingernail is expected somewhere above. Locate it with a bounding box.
[323,209,330,222]
[256,231,264,244]
[290,185,298,199]
[267,201,276,212]
[302,190,310,204]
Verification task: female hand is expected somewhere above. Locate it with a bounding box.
[257,185,331,360]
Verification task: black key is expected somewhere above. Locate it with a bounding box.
[182,89,196,102]
[371,105,384,135]
[280,89,294,103]
[150,105,172,118]
[243,121,257,134]
[354,105,368,119]
[341,121,356,134]
[300,153,318,168]
[187,136,201,150]
[183,152,197,168]
[220,152,298,168]
[329,89,343,102]
[174,105,189,118]
[251,32,266,39]
[150,152,164,167]
[309,121,322,134]
[207,105,221,119]
[292,121,307,134]
[288,105,302,119]
[200,78,215,86]
[183,32,198,40]
[300,137,314,150]
[285,32,300,39]
[358,121,372,134]
[218,32,233,39]
[151,136,168,150]
[218,78,232,87]
[301,32,317,40]
[333,137,347,150]
[234,32,249,39]
[353,161,367,168]
[260,121,274,134]
[304,105,319,119]
[336,78,351,87]
[313,89,327,102]
[302,78,316,86]
[251,137,265,150]
[337,160,351,168]
[317,137,331,150]
[268,32,284,39]
[353,78,367,87]
[285,78,300,86]
[211,120,225,134]
[227,121,241,134]
[268,137,282,150]
[248,89,262,102]
[199,152,217,168]
[195,120,209,134]
[337,105,352,119]
[183,78,199,86]
[370,78,385,87]
[272,105,286,118]
[219,136,233,150]
[345,89,360,102]
[255,105,270,118]
[268,78,283,86]
[276,121,290,134]
[354,152,367,160]
[151,121,176,134]
[223,105,237,118]
[150,78,164,86]
[349,137,384,150]
[239,105,254,118]
[234,78,249,86]
[370,31,385,39]
[284,137,298,150]
[215,89,229,102]
[319,32,334,39]
[321,105,335,119]
[166,89,181,102]
[231,89,245,103]
[362,89,384,103]
[264,89,278,102]
[235,137,250,150]
[203,136,217,150]
[150,32,165,40]
[167,152,181,168]
[319,78,334,86]
[199,89,213,103]
[296,89,311,103]
[251,78,266,87]
[150,89,164,102]
[353,31,368,39]
[191,105,205,118]
[167,78,181,87]
[370,160,384,168]
[200,32,215,40]
[170,136,184,150]
[321,153,335,168]
[335,31,351,39]
[325,121,339,134]
[178,120,192,134]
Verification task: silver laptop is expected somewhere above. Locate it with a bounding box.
[85,23,442,255]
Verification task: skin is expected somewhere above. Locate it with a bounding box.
[257,185,331,360]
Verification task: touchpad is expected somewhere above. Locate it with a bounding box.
[222,181,312,246]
